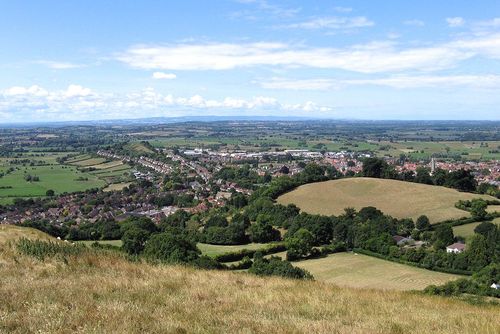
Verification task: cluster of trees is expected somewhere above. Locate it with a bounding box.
[23,174,40,182]
[215,165,264,189]
[362,157,482,193]
[119,216,220,269]
[248,253,313,280]
[425,263,500,297]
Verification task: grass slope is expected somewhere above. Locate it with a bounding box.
[278,177,494,223]
[0,225,499,333]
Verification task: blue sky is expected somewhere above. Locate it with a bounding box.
[1,0,500,122]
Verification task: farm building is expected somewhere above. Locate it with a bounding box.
[446,242,466,253]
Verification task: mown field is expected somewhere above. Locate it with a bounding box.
[453,217,500,238]
[278,177,495,223]
[376,140,500,160]
[293,252,462,291]
[67,154,133,188]
[197,242,269,257]
[1,225,499,333]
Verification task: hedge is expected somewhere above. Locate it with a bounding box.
[352,248,472,276]
[214,243,286,263]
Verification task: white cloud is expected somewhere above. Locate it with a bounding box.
[36,61,83,69]
[403,19,425,27]
[64,85,92,97]
[282,16,374,30]
[118,41,466,73]
[4,85,48,97]
[0,85,329,121]
[446,17,465,27]
[118,32,500,74]
[333,7,352,13]
[260,75,500,90]
[152,72,177,79]
[475,18,500,28]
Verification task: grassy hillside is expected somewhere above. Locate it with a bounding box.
[268,252,462,291]
[1,225,499,333]
[278,177,494,223]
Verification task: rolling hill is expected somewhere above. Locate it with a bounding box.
[277,177,495,223]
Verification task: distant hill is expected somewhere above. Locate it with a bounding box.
[0,225,499,333]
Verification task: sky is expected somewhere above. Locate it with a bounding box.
[1,0,500,122]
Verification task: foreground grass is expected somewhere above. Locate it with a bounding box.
[278,177,495,223]
[0,234,498,333]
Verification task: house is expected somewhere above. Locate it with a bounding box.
[446,242,466,253]
[393,235,411,246]
[491,283,500,290]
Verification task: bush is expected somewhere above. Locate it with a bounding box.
[213,243,286,263]
[249,256,313,280]
[17,238,85,260]
[143,232,201,264]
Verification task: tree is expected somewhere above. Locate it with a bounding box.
[466,234,489,271]
[474,221,496,237]
[45,189,55,196]
[279,165,290,174]
[120,217,157,235]
[362,158,396,179]
[433,224,454,250]
[249,256,313,280]
[416,215,431,231]
[143,232,200,263]
[248,219,281,243]
[470,199,487,220]
[414,167,433,185]
[286,228,314,260]
[121,227,149,255]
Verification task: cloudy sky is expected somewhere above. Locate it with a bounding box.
[1,0,500,122]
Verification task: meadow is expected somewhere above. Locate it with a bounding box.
[0,152,133,203]
[1,225,498,333]
[67,154,133,188]
[278,177,495,223]
[0,165,105,201]
[453,217,500,238]
[292,252,462,291]
[197,242,269,257]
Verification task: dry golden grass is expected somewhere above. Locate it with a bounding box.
[277,178,495,223]
[1,225,499,333]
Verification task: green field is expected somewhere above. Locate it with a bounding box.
[278,177,495,223]
[67,156,133,185]
[196,243,269,257]
[103,182,132,192]
[292,252,462,291]
[377,140,500,160]
[0,165,105,202]
[453,217,500,238]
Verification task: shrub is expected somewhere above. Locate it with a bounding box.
[249,256,313,280]
[16,238,85,260]
[143,232,201,264]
